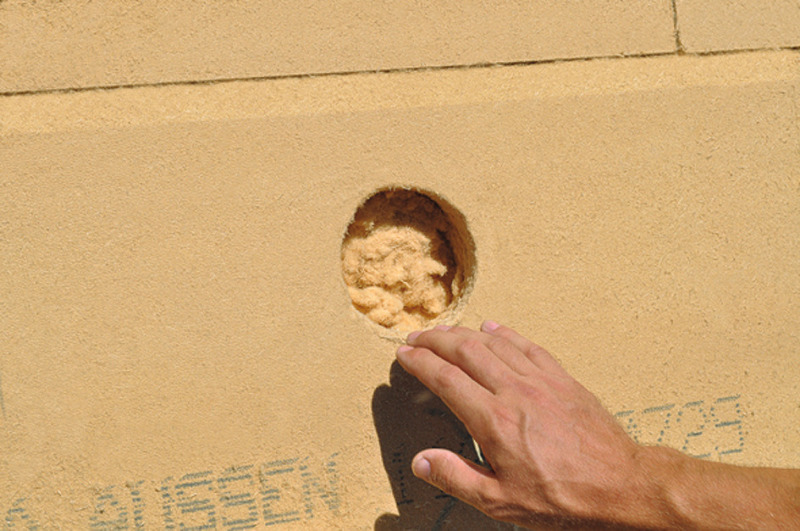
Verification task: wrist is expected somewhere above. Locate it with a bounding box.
[608,445,687,529]
[630,446,800,530]
[554,445,686,529]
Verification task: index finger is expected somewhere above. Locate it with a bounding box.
[396,344,494,433]
[407,329,513,393]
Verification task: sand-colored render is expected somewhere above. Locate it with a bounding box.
[1,32,799,531]
[676,0,800,52]
[0,0,675,93]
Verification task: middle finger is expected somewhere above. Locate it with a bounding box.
[407,329,513,393]
[442,325,536,376]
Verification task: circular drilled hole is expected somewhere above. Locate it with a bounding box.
[341,187,476,334]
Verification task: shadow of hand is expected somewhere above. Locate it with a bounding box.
[372,361,513,530]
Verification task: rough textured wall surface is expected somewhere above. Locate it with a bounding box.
[2,1,800,528]
[2,51,799,528]
[676,0,800,52]
[1,0,676,93]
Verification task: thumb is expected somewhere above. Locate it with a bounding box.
[412,449,501,512]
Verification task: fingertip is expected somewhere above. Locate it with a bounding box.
[406,330,422,343]
[410,449,501,512]
[411,453,431,480]
[481,320,501,333]
[395,345,414,367]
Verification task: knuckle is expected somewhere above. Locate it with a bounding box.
[484,404,516,441]
[527,345,552,362]
[483,501,512,522]
[427,466,447,491]
[477,493,503,518]
[501,378,541,402]
[518,382,544,402]
[455,338,483,360]
[525,345,542,358]
[494,326,518,344]
[544,374,573,395]
[486,336,512,353]
[475,487,513,521]
[433,363,462,390]
[428,455,457,492]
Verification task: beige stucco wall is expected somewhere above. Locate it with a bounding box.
[2,3,799,529]
[1,0,677,94]
[676,0,800,52]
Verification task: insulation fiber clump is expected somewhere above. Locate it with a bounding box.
[342,189,472,332]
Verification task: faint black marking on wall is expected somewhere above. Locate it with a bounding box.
[0,394,748,527]
[4,454,339,529]
[3,499,41,529]
[615,395,745,459]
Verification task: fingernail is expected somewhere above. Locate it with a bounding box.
[481,320,500,332]
[406,330,422,343]
[412,455,431,480]
[396,345,413,356]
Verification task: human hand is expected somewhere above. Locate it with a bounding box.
[395,321,657,529]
